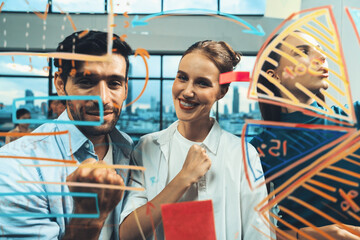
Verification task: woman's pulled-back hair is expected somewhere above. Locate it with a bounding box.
[182,40,241,88]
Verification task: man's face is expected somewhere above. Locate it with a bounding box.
[55,54,128,137]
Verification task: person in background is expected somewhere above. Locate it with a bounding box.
[250,31,360,239]
[48,99,66,119]
[5,108,32,144]
[119,40,269,240]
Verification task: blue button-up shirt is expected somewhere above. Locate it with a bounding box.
[0,111,133,239]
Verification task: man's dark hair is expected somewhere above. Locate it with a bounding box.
[54,30,132,85]
[16,108,30,119]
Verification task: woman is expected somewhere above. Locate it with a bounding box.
[250,31,360,239]
[119,41,269,240]
[5,108,32,144]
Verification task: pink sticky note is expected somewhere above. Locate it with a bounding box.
[219,71,250,85]
[161,200,216,240]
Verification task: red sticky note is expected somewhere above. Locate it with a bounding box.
[161,200,216,240]
[219,71,250,84]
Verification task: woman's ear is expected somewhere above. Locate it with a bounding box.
[218,85,229,100]
[54,72,66,96]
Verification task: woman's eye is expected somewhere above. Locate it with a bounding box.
[177,75,187,81]
[197,81,210,87]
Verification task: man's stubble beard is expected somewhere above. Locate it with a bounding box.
[67,100,121,137]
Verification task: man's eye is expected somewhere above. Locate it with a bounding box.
[108,81,122,88]
[299,48,309,55]
[77,78,94,86]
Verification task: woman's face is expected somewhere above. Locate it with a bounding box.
[274,32,329,99]
[172,52,226,123]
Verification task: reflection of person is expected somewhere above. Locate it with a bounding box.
[0,31,133,239]
[5,108,32,144]
[120,41,269,240]
[251,31,360,239]
[48,99,66,119]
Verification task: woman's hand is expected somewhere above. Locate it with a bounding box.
[179,144,211,185]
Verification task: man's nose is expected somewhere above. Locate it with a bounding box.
[98,81,111,105]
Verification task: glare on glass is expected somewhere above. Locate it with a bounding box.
[113,0,161,14]
[2,0,47,12]
[119,80,160,133]
[163,0,217,12]
[0,56,49,76]
[52,0,105,13]
[220,0,266,14]
[162,56,181,79]
[0,77,48,106]
[129,55,161,78]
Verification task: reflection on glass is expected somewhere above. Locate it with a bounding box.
[2,0,47,12]
[0,77,48,137]
[162,56,181,79]
[118,80,160,135]
[0,56,49,76]
[162,80,177,129]
[220,0,266,14]
[163,0,217,12]
[218,82,261,135]
[52,0,105,13]
[113,0,161,13]
[129,55,161,78]
[235,56,257,75]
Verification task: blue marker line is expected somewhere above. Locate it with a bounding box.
[245,126,264,182]
[132,8,265,36]
[263,129,277,139]
[0,192,100,218]
[285,133,306,150]
[12,96,104,126]
[303,131,321,144]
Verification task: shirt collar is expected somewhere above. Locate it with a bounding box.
[55,110,91,157]
[55,110,133,159]
[155,118,222,155]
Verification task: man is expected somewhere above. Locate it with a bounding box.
[48,99,66,119]
[0,31,133,239]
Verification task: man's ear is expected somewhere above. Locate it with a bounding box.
[266,69,280,82]
[54,72,66,96]
[124,78,129,99]
[217,85,229,100]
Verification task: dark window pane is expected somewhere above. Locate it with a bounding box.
[0,56,49,76]
[52,0,105,13]
[2,0,47,12]
[162,55,181,79]
[220,0,266,14]
[164,0,217,12]
[118,79,160,134]
[129,55,161,78]
[114,0,161,14]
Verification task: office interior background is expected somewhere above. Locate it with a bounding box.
[1,0,360,145]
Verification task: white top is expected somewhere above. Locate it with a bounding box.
[100,135,114,240]
[167,129,199,202]
[120,120,270,240]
